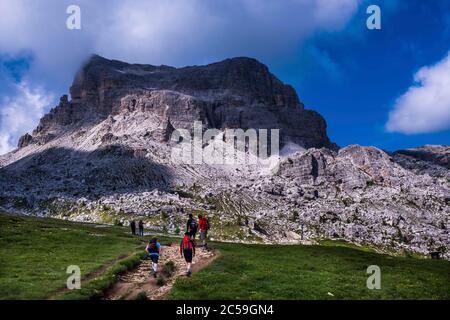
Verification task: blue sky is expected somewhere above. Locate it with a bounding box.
[0,0,449,153]
[273,0,450,150]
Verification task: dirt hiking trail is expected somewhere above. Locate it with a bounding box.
[104,244,217,300]
[48,253,135,300]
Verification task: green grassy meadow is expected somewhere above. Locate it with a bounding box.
[0,213,145,299]
[0,212,449,300]
[170,242,450,300]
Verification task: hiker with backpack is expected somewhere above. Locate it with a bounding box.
[130,220,136,235]
[186,213,198,240]
[180,232,196,276]
[198,214,210,249]
[138,220,144,236]
[146,238,161,278]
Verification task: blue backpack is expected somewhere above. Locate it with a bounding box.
[148,242,159,254]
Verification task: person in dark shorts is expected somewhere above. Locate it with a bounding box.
[198,214,210,249]
[146,238,161,278]
[186,214,198,240]
[180,232,196,276]
[130,220,136,235]
[138,220,144,236]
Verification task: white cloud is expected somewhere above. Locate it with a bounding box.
[92,0,360,66]
[0,83,53,154]
[0,0,361,68]
[386,51,450,134]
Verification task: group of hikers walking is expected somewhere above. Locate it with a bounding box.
[129,220,145,236]
[143,212,210,278]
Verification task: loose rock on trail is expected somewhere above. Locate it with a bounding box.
[103,244,217,300]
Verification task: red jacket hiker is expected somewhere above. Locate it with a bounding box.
[198,217,210,231]
[180,234,196,256]
[180,233,196,276]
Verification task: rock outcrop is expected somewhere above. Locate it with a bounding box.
[17,133,33,148]
[396,145,449,169]
[393,145,450,178]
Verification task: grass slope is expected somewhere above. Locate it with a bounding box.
[170,242,450,300]
[0,213,145,300]
[1,213,449,300]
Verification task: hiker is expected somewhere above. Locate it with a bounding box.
[186,214,198,240]
[138,220,144,236]
[146,238,161,278]
[130,220,136,235]
[180,232,196,276]
[198,214,210,249]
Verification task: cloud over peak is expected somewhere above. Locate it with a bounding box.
[0,0,362,69]
[386,50,450,134]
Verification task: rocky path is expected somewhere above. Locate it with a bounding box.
[103,244,217,300]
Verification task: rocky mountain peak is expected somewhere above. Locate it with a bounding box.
[19,55,335,149]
